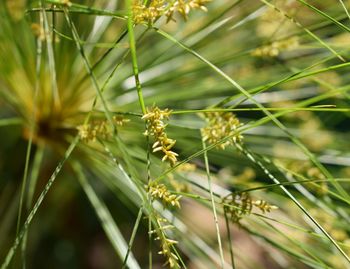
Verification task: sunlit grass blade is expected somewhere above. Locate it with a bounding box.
[235,143,350,263]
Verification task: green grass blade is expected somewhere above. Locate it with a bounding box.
[235,143,350,264]
[0,118,22,127]
[259,0,345,61]
[0,136,79,269]
[126,0,146,114]
[71,160,141,269]
[121,206,143,269]
[202,138,225,268]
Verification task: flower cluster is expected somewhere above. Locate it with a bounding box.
[148,182,181,208]
[31,23,45,41]
[223,192,277,224]
[252,200,278,213]
[223,192,252,224]
[113,115,130,126]
[201,112,243,150]
[142,106,178,166]
[61,0,72,6]
[132,0,211,25]
[132,0,164,25]
[150,217,179,268]
[77,120,109,143]
[77,115,129,142]
[159,237,179,268]
[251,37,299,57]
[166,0,211,21]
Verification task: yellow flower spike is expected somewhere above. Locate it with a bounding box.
[253,200,278,213]
[149,214,180,268]
[143,106,179,166]
[77,124,92,142]
[61,0,72,7]
[251,37,299,58]
[77,118,122,143]
[201,111,243,150]
[147,182,181,209]
[113,115,130,126]
[223,192,278,224]
[132,0,211,25]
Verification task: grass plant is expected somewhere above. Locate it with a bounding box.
[1,0,350,268]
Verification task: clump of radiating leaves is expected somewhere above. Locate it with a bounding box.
[201,112,243,149]
[132,0,211,25]
[223,192,277,224]
[148,181,182,208]
[142,106,178,166]
[77,115,129,142]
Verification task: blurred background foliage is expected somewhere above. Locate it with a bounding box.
[1,0,350,268]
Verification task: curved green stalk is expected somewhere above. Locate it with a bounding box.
[72,161,141,269]
[0,136,80,269]
[121,207,143,269]
[202,139,225,268]
[126,0,147,115]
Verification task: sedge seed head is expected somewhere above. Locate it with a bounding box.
[201,111,243,149]
[143,106,178,166]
